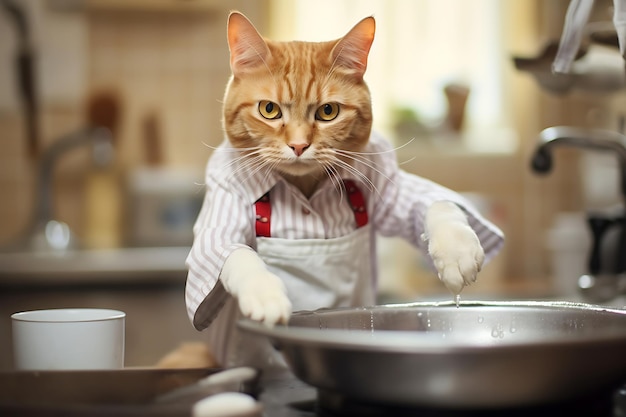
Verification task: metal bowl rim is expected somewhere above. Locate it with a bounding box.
[238,300,626,354]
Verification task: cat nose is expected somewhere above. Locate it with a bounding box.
[289,143,310,157]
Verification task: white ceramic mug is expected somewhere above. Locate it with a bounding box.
[11,308,125,370]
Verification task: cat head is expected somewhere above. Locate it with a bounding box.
[223,11,375,178]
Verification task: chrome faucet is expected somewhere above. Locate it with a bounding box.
[531,126,626,195]
[11,127,114,252]
[530,125,626,302]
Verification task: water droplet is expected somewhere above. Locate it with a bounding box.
[454,294,461,308]
[491,324,505,339]
[477,316,484,323]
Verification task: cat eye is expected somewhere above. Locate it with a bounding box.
[258,100,282,119]
[315,103,340,121]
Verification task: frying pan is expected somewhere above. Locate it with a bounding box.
[239,300,626,409]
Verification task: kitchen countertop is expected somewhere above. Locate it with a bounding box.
[0,362,623,416]
[1,245,623,305]
[0,246,190,287]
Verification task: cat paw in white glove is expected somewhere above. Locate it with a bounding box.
[220,248,292,326]
[425,201,485,295]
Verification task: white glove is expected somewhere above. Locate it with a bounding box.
[220,248,292,326]
[425,201,485,295]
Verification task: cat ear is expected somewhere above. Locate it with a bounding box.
[331,16,375,78]
[227,11,270,75]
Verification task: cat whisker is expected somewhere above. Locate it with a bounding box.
[326,165,343,193]
[227,148,265,161]
[224,153,267,184]
[261,159,281,186]
[240,154,271,175]
[201,143,267,170]
[227,147,267,163]
[219,149,266,172]
[330,158,383,201]
[315,149,370,186]
[333,149,389,173]
[398,156,416,166]
[332,150,397,191]
[320,162,345,204]
[236,157,276,188]
[246,150,285,177]
[205,144,264,153]
[201,141,219,150]
[192,181,207,193]
[334,138,415,156]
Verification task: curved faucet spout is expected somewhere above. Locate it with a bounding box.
[530,126,626,198]
[15,126,114,252]
[35,127,113,230]
[31,126,114,251]
[531,125,626,285]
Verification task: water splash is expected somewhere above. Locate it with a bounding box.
[454,294,461,308]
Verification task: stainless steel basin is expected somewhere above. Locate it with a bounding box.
[239,300,626,409]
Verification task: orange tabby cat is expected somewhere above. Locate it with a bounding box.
[184,11,503,367]
[223,12,374,198]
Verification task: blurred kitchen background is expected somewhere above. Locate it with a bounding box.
[0,0,625,369]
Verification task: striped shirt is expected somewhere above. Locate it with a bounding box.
[185,132,504,330]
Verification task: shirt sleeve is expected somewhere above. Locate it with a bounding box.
[368,135,504,264]
[185,175,255,331]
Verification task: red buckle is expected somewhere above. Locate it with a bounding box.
[342,179,368,228]
[255,193,271,237]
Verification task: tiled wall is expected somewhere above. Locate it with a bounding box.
[0,2,267,247]
[87,10,230,169]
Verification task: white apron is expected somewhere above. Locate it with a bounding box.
[205,181,374,369]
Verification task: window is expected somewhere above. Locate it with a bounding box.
[269,0,520,153]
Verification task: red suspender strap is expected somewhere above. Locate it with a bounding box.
[342,179,368,228]
[254,180,368,237]
[255,193,271,238]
